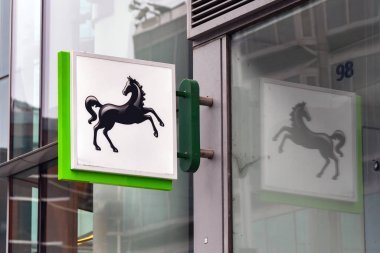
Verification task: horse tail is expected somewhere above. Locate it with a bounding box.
[85,96,102,124]
[331,130,346,157]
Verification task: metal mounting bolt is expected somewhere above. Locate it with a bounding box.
[373,160,380,171]
[199,96,213,107]
[200,149,214,159]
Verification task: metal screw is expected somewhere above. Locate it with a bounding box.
[373,160,380,171]
[204,237,208,244]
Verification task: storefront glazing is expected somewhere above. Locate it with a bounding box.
[232,0,380,252]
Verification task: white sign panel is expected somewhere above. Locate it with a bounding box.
[261,79,357,202]
[71,52,177,180]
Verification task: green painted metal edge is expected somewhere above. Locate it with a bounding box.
[58,51,172,190]
[259,95,364,213]
[177,79,201,173]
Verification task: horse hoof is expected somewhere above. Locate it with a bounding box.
[272,137,277,141]
[160,122,164,127]
[316,173,322,178]
[279,149,283,153]
[332,176,338,180]
[88,119,92,124]
[154,132,158,137]
[113,148,118,153]
[95,146,101,151]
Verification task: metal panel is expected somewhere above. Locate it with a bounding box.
[194,38,226,252]
[191,0,254,28]
[221,36,232,253]
[187,0,305,42]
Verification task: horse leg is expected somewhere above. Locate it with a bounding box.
[103,128,118,153]
[143,107,164,127]
[93,123,101,151]
[278,134,291,153]
[332,157,339,180]
[273,126,291,141]
[143,115,159,137]
[316,158,330,178]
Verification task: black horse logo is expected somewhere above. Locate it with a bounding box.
[272,102,346,180]
[85,76,164,153]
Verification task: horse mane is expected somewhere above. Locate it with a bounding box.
[290,102,306,124]
[128,76,146,107]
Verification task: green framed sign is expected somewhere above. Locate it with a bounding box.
[58,51,175,190]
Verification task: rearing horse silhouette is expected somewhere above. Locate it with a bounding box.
[85,76,164,153]
[272,102,346,180]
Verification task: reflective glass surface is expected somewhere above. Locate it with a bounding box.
[42,161,93,253]
[11,0,41,157]
[9,163,94,253]
[0,78,9,163]
[93,171,192,253]
[11,1,193,252]
[42,0,189,144]
[0,0,10,77]
[0,0,10,163]
[10,162,193,253]
[9,168,39,253]
[0,177,7,253]
[232,0,380,252]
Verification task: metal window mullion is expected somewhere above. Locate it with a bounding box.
[38,0,45,148]
[7,177,14,253]
[37,163,47,253]
[8,0,14,161]
[221,35,232,253]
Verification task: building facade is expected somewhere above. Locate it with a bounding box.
[0,0,380,252]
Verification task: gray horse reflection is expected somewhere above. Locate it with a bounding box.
[272,102,346,180]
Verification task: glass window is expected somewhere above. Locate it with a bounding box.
[0,0,10,77]
[11,0,41,158]
[0,177,7,253]
[0,0,10,163]
[93,171,192,252]
[10,160,193,253]
[0,78,9,163]
[9,163,94,253]
[41,161,93,253]
[9,167,39,253]
[42,0,189,144]
[232,0,380,252]
[40,2,194,251]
